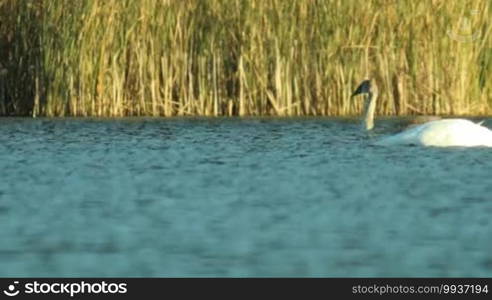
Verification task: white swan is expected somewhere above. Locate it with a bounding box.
[352,79,492,147]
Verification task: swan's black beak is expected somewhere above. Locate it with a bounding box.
[352,80,371,97]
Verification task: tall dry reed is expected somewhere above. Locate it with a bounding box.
[0,0,491,117]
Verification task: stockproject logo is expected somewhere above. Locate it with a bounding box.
[3,281,20,297]
[2,280,127,298]
[447,9,481,43]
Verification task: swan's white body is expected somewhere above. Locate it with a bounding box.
[352,79,492,147]
[376,119,492,147]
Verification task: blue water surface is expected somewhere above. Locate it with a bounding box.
[0,117,491,276]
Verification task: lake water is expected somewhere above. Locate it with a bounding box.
[0,117,491,277]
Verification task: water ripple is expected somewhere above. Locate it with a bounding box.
[0,117,491,276]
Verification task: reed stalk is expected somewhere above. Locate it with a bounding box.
[0,0,491,117]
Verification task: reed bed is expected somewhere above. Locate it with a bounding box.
[0,0,491,117]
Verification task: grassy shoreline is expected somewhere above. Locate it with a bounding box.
[1,0,491,117]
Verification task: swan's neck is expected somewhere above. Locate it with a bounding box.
[363,92,377,131]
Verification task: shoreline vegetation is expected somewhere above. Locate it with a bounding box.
[0,0,491,117]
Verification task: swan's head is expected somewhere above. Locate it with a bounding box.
[351,79,376,97]
[352,79,378,131]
